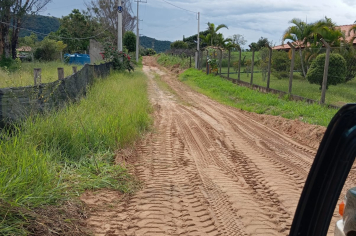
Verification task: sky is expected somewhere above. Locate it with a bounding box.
[41,0,356,48]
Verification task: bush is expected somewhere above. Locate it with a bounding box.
[0,56,21,72]
[103,42,134,72]
[34,38,62,61]
[306,53,347,89]
[171,40,188,49]
[272,51,290,72]
[123,31,136,53]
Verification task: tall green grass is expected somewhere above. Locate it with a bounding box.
[181,69,337,126]
[156,53,193,69]
[0,70,151,234]
[0,61,83,88]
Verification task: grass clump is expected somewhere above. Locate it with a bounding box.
[156,53,193,69]
[0,61,83,88]
[0,70,151,234]
[181,69,337,126]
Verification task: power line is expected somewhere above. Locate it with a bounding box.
[0,21,110,40]
[161,0,197,14]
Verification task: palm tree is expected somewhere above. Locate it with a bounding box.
[216,33,232,48]
[348,24,356,44]
[200,22,228,46]
[283,18,313,78]
[312,17,344,47]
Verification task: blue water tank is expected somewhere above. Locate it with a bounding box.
[65,53,90,65]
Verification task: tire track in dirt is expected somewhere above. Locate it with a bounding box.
[82,57,352,236]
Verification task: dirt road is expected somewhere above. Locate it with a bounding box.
[82,57,351,236]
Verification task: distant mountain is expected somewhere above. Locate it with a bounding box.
[139,36,171,53]
[20,15,60,40]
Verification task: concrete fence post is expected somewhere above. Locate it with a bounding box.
[320,38,331,104]
[238,46,241,82]
[58,68,64,80]
[266,43,272,91]
[249,45,255,86]
[34,68,41,85]
[190,55,192,68]
[72,66,77,74]
[287,42,296,95]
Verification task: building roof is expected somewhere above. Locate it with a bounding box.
[272,24,356,50]
[17,46,32,52]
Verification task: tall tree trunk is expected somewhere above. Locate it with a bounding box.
[0,2,12,58]
[299,47,306,78]
[11,18,21,59]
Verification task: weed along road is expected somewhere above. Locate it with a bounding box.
[83,56,349,236]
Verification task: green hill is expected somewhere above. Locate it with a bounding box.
[139,36,171,53]
[20,15,60,40]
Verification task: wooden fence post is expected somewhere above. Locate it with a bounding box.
[227,49,231,79]
[58,68,64,80]
[72,66,77,74]
[249,45,255,86]
[320,38,331,104]
[287,42,296,95]
[238,46,241,82]
[219,48,222,75]
[266,43,272,91]
[34,68,41,85]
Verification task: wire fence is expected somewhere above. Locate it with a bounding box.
[189,44,356,108]
[0,62,112,128]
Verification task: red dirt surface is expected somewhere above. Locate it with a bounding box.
[81,56,352,236]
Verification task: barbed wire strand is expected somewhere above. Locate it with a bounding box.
[161,0,198,14]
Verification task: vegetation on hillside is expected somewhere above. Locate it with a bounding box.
[140,36,171,53]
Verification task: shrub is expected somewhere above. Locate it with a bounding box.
[272,51,290,72]
[306,53,347,89]
[0,56,21,72]
[171,40,188,49]
[123,31,136,53]
[103,43,134,72]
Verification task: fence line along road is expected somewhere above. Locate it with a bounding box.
[0,62,112,128]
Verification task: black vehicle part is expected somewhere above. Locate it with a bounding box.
[289,103,356,236]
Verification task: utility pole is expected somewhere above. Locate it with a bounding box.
[195,12,200,69]
[135,0,147,62]
[117,0,123,51]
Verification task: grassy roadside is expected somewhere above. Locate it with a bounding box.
[180,69,338,126]
[0,70,151,235]
[0,62,83,88]
[220,67,356,107]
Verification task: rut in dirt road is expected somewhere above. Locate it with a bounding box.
[82,57,344,236]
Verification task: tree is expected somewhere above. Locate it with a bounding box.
[18,32,37,47]
[123,31,136,52]
[199,22,228,46]
[259,47,270,81]
[306,53,347,89]
[283,18,313,78]
[215,33,231,48]
[229,34,247,47]
[0,0,51,59]
[55,9,97,53]
[170,40,188,49]
[34,37,67,61]
[86,0,136,46]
